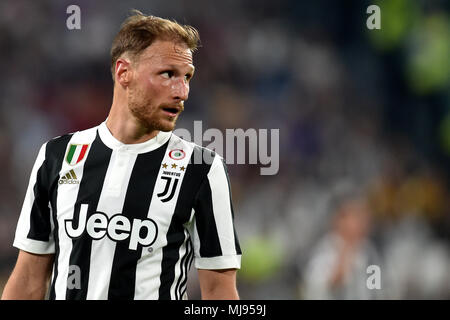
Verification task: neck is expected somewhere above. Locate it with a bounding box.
[107,89,159,144]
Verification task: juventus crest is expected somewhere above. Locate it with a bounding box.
[157,176,179,202]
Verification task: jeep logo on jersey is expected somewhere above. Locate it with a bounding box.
[64,204,158,250]
[66,144,89,166]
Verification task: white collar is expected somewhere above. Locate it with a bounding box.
[98,120,171,154]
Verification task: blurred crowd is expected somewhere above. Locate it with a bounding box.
[0,0,449,299]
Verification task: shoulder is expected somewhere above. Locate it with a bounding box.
[42,125,99,159]
[169,133,221,167]
[169,133,228,183]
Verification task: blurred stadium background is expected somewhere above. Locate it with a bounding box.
[0,0,449,299]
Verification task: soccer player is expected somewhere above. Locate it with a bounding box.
[1,11,242,300]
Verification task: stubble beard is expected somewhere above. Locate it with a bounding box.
[128,86,179,132]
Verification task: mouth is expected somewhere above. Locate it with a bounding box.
[161,106,181,117]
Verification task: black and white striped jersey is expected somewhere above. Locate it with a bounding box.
[13,121,242,300]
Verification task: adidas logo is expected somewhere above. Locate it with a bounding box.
[59,169,80,184]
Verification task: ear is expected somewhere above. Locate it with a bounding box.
[115,58,133,87]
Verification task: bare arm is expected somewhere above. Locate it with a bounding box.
[198,268,239,300]
[1,250,54,300]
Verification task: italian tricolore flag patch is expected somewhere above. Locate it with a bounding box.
[66,144,89,166]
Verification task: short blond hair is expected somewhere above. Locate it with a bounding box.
[110,10,200,81]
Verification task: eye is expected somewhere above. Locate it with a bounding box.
[160,70,174,79]
[185,73,193,82]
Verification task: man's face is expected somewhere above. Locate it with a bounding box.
[126,39,195,132]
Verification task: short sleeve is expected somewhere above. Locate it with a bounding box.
[13,142,55,254]
[187,154,242,270]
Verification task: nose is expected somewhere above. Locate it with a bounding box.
[171,78,189,101]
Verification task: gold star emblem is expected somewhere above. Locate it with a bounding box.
[162,163,168,169]
[180,166,185,171]
[171,163,177,169]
